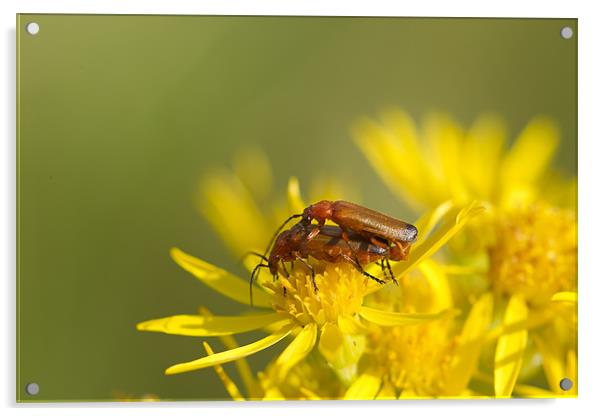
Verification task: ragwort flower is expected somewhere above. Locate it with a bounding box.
[343,267,494,399]
[137,174,483,389]
[200,259,493,400]
[353,109,577,397]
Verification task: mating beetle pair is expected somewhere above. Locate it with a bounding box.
[249,200,418,304]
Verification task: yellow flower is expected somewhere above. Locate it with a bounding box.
[489,203,577,304]
[353,109,577,397]
[353,110,574,211]
[469,291,577,398]
[341,261,494,399]
[201,260,493,400]
[137,178,483,382]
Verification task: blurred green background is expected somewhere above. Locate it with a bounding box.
[17,15,576,401]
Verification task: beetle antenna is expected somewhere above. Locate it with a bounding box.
[240,251,269,264]
[261,214,302,260]
[249,263,269,306]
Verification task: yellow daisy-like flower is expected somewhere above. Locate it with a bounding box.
[353,109,577,397]
[343,268,494,399]
[489,203,577,304]
[353,110,575,211]
[137,178,483,384]
[199,260,493,400]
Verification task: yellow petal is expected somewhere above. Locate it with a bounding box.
[337,315,369,335]
[200,171,271,256]
[462,114,506,200]
[532,328,576,396]
[352,114,437,210]
[381,109,448,204]
[275,323,317,381]
[551,291,577,304]
[170,247,272,308]
[365,201,483,295]
[262,387,285,400]
[202,342,245,401]
[566,349,578,396]
[513,384,555,398]
[219,335,262,398]
[395,201,486,277]
[494,295,528,397]
[442,293,493,395]
[287,176,306,214]
[461,294,493,340]
[344,372,382,400]
[485,309,552,343]
[412,201,454,245]
[308,177,360,204]
[418,259,453,311]
[165,325,292,375]
[532,333,564,394]
[198,306,262,399]
[500,117,559,206]
[359,306,458,327]
[423,113,468,202]
[375,381,397,400]
[399,388,418,398]
[299,387,322,400]
[136,312,285,337]
[318,322,365,372]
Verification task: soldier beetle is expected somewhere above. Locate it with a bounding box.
[299,200,418,248]
[248,222,407,305]
[263,200,417,267]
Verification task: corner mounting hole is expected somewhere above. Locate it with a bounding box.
[559,377,573,391]
[560,26,573,39]
[25,382,40,395]
[26,22,40,35]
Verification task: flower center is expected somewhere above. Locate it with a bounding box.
[366,321,455,396]
[488,203,577,304]
[265,263,370,327]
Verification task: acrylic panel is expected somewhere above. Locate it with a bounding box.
[16,14,577,402]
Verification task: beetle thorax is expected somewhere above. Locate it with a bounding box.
[304,200,334,223]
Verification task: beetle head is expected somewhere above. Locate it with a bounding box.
[303,200,333,224]
[269,223,308,274]
[390,241,411,261]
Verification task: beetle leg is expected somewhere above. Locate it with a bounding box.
[340,227,366,270]
[295,256,318,292]
[305,219,326,243]
[277,260,288,296]
[342,254,386,285]
[379,259,390,280]
[393,240,410,261]
[370,237,389,249]
[339,227,383,284]
[385,259,398,285]
[281,259,290,278]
